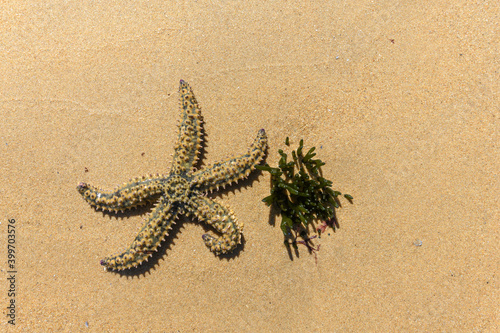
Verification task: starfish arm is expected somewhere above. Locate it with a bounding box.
[100,196,179,270]
[171,80,204,175]
[187,196,243,254]
[192,129,267,192]
[76,175,166,212]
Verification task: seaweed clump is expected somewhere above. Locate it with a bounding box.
[257,137,352,253]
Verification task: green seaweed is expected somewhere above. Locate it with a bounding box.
[257,137,352,250]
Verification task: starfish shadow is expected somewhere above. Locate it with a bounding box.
[265,196,343,262]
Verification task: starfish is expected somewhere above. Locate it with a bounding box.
[77,80,267,270]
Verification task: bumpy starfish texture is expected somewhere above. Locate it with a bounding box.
[77,80,267,270]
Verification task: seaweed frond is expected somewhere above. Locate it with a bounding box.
[257,137,352,253]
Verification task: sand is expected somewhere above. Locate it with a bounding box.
[1,1,498,332]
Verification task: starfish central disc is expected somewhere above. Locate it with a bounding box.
[163,175,191,202]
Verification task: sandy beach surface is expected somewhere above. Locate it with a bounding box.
[1,1,498,332]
